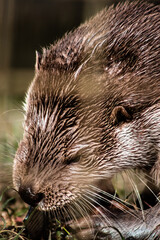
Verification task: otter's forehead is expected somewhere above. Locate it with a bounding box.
[23,79,101,164]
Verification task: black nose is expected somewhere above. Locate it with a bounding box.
[19,186,44,207]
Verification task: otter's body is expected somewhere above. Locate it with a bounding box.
[13,0,160,226]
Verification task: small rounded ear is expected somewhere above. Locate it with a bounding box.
[35,51,42,71]
[110,106,132,124]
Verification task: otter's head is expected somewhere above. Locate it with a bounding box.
[13,2,160,212]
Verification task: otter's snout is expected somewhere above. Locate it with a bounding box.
[19,186,44,207]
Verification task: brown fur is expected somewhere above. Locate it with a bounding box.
[13,1,160,217]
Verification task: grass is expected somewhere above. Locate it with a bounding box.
[0,188,29,240]
[0,97,28,240]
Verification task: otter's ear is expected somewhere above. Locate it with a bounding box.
[35,51,42,72]
[110,106,131,124]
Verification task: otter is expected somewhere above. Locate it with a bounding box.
[13,1,160,239]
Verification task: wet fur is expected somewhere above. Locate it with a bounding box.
[13,0,160,224]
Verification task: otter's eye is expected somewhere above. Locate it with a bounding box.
[66,155,81,164]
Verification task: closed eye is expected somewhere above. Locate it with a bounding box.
[66,155,81,164]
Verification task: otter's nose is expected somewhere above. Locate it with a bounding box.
[19,186,44,207]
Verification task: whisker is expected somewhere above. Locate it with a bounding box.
[125,170,144,220]
[59,207,65,224]
[65,205,74,224]
[77,197,95,232]
[0,108,24,117]
[90,185,137,209]
[86,188,139,220]
[131,170,160,203]
[68,203,83,232]
[79,195,95,215]
[62,205,70,224]
[80,193,110,227]
[82,191,114,226]
[140,171,158,185]
[73,199,93,232]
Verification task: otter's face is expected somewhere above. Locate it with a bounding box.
[13,133,103,211]
[13,139,100,211]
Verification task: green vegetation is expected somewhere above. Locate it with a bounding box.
[0,97,27,240]
[0,187,29,240]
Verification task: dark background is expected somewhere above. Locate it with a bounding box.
[0,0,160,97]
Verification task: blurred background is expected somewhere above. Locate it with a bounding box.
[0,0,160,188]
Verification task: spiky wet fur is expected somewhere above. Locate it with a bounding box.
[13,0,160,223]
